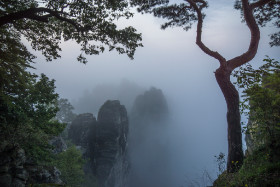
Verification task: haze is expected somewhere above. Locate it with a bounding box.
[30,1,279,186]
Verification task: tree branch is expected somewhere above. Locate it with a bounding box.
[0,8,49,26]
[251,0,273,9]
[0,7,82,32]
[187,0,226,66]
[227,0,260,71]
[48,11,82,32]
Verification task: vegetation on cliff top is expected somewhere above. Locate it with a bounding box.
[214,57,280,186]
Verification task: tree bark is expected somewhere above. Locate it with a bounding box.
[215,66,243,173]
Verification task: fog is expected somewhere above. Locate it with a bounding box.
[30,1,279,186]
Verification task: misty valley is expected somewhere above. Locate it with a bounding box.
[1,85,202,187]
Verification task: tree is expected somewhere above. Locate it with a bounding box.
[132,0,279,172]
[213,58,280,186]
[56,98,76,123]
[0,73,65,162]
[0,0,143,67]
[54,145,86,186]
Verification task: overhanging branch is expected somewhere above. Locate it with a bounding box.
[0,7,82,32]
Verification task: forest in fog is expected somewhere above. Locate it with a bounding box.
[0,0,280,187]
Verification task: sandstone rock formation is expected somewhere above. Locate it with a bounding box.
[93,100,129,187]
[68,100,129,187]
[68,113,96,154]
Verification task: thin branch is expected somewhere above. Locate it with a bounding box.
[187,0,226,66]
[48,11,82,32]
[193,0,208,10]
[227,0,260,71]
[251,0,273,9]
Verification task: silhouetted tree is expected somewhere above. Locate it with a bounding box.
[133,0,279,172]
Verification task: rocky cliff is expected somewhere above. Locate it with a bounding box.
[68,113,96,154]
[93,100,129,187]
[68,100,129,187]
[0,141,63,187]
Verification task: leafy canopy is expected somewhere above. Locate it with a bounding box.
[0,0,144,65]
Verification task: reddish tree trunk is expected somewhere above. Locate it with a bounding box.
[215,67,244,173]
[189,0,262,173]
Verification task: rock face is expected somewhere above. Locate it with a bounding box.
[128,87,171,187]
[68,113,97,178]
[0,141,63,187]
[68,100,129,187]
[26,165,63,185]
[69,113,96,148]
[92,100,129,187]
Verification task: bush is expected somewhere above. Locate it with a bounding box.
[54,146,85,186]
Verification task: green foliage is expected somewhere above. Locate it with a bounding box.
[233,57,280,151]
[0,26,35,96]
[53,146,85,187]
[214,148,280,187]
[0,73,65,163]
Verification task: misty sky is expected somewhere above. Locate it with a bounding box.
[30,1,279,186]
